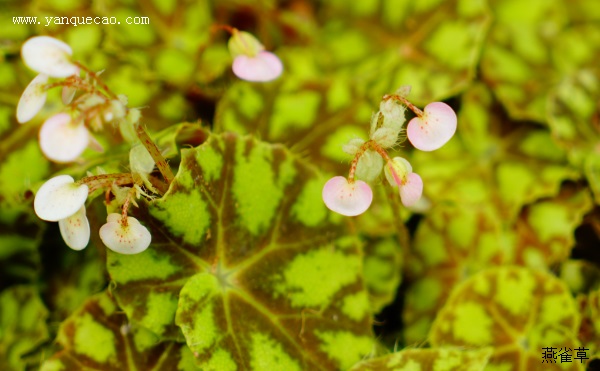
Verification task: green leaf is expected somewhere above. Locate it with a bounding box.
[546,23,600,203]
[107,133,374,369]
[42,213,108,321]
[429,266,583,371]
[216,76,408,313]
[214,77,372,176]
[413,83,579,219]
[403,185,592,344]
[40,291,197,371]
[349,347,492,371]
[318,0,490,105]
[0,285,49,371]
[362,236,403,313]
[481,0,569,121]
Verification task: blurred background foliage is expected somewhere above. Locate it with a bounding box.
[1,0,600,370]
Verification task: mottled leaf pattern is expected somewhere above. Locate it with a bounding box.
[350,347,492,371]
[402,83,593,344]
[40,292,197,371]
[107,133,374,369]
[3,0,600,370]
[429,266,584,371]
[214,78,407,314]
[318,0,490,105]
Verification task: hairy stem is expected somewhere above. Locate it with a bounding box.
[348,140,391,182]
[384,94,424,117]
[74,62,119,100]
[79,173,134,194]
[134,123,174,185]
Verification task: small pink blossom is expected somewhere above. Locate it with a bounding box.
[322,176,373,216]
[399,172,423,207]
[228,30,283,82]
[16,74,49,123]
[39,113,90,163]
[21,36,79,78]
[407,102,457,151]
[384,157,423,207]
[232,51,283,82]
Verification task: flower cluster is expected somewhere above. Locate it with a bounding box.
[322,87,457,216]
[21,28,281,253]
[16,36,132,163]
[17,36,169,254]
[34,175,152,254]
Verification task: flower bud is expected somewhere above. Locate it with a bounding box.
[342,138,365,155]
[371,127,398,148]
[384,157,412,187]
[228,30,264,58]
[355,150,383,182]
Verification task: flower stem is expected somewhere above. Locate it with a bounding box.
[74,62,119,100]
[120,189,135,226]
[45,80,106,99]
[211,24,236,35]
[348,140,392,182]
[384,94,424,117]
[79,173,134,193]
[134,123,174,185]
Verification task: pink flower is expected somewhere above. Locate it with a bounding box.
[407,102,457,151]
[322,176,373,216]
[39,113,91,163]
[228,30,283,82]
[232,51,283,82]
[384,157,423,207]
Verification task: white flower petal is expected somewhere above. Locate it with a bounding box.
[399,172,423,207]
[99,214,151,254]
[58,205,90,250]
[34,175,88,221]
[407,102,457,152]
[16,74,49,123]
[232,51,283,82]
[106,213,121,223]
[21,36,79,78]
[322,176,373,217]
[39,113,90,163]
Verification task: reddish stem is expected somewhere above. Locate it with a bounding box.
[348,140,392,182]
[79,173,134,194]
[44,80,106,99]
[134,123,174,185]
[211,24,236,35]
[74,62,119,100]
[384,94,424,117]
[121,191,132,226]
